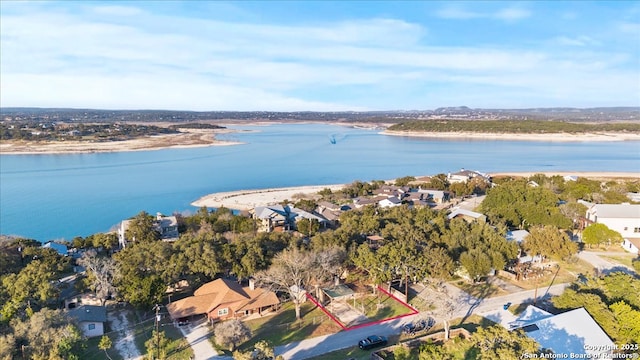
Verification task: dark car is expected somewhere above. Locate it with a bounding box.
[358,335,388,350]
[402,317,435,335]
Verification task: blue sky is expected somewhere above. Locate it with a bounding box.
[1,1,639,111]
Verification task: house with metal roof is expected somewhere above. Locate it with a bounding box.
[447,208,486,223]
[509,305,615,358]
[68,305,107,338]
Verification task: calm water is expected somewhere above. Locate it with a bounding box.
[1,123,639,241]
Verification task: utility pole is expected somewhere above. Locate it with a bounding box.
[153,304,161,360]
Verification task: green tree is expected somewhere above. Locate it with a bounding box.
[471,325,539,360]
[610,301,640,344]
[125,211,160,243]
[144,330,170,360]
[296,218,320,236]
[582,223,623,248]
[460,249,492,282]
[395,176,416,186]
[523,225,578,261]
[10,308,83,360]
[98,335,113,360]
[114,241,173,308]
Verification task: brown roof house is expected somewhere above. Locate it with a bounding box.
[167,278,279,323]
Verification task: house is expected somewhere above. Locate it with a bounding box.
[417,189,450,204]
[447,208,486,223]
[118,212,179,247]
[251,205,328,233]
[68,305,107,338]
[167,278,280,323]
[447,168,489,184]
[252,205,291,232]
[509,306,614,358]
[584,203,640,239]
[563,175,579,182]
[506,230,530,243]
[378,196,402,208]
[621,238,640,255]
[41,241,68,256]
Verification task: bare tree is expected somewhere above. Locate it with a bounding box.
[255,247,315,320]
[214,319,251,351]
[77,249,117,306]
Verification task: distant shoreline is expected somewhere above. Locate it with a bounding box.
[382,130,640,142]
[2,122,639,155]
[191,171,640,211]
[0,128,243,155]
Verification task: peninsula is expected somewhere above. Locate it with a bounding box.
[192,171,640,211]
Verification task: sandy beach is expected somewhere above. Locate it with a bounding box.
[0,128,242,155]
[191,184,347,210]
[382,130,640,142]
[192,171,639,210]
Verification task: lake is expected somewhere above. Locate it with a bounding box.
[1,123,639,241]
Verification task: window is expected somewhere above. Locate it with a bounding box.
[624,227,628,231]
[88,323,96,330]
[217,308,228,316]
[635,227,640,233]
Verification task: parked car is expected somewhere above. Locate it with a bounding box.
[402,317,436,335]
[358,335,388,350]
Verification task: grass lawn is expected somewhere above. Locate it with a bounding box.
[78,334,123,360]
[601,254,635,267]
[130,311,193,359]
[212,302,343,355]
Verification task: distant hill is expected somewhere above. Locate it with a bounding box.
[1,106,638,123]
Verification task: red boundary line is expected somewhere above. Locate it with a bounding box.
[305,293,347,330]
[305,286,419,332]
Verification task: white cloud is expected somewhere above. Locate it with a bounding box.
[436,5,531,22]
[553,35,601,47]
[0,3,637,110]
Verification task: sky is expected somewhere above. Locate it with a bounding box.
[1,1,639,111]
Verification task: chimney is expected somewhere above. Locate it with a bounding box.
[249,278,255,290]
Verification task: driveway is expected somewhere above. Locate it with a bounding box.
[577,251,636,275]
[178,318,221,360]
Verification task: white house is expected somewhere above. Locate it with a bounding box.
[585,203,640,239]
[378,196,402,208]
[68,305,107,338]
[509,306,614,358]
[622,238,640,255]
[447,168,489,184]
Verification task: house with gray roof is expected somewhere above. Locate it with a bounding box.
[68,305,107,338]
[447,208,486,223]
[251,204,328,233]
[41,241,68,256]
